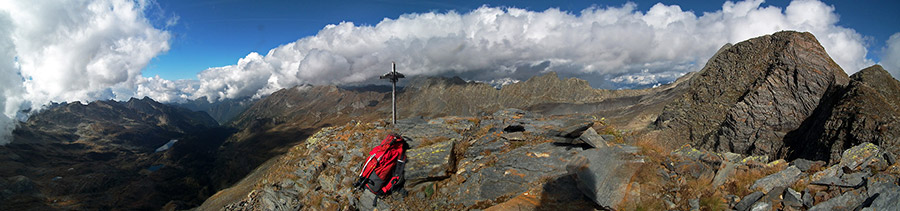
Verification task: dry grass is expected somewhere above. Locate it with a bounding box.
[724,162,787,196]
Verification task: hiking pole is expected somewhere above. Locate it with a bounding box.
[380,62,404,125]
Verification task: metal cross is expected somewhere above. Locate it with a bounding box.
[380,62,405,125]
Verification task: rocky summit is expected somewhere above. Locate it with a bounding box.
[655,31,850,159]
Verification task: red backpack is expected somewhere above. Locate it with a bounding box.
[353,133,407,195]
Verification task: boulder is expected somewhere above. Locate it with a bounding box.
[783,188,803,208]
[750,166,802,192]
[566,145,643,209]
[735,191,764,211]
[406,141,454,183]
[809,189,868,211]
[791,158,824,172]
[802,189,814,208]
[838,142,884,171]
[576,127,606,148]
[867,173,900,196]
[811,171,867,188]
[554,119,593,138]
[712,162,737,187]
[865,191,900,211]
[758,186,785,208]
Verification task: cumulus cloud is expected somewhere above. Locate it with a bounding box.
[883,32,900,78]
[0,0,170,144]
[0,11,24,145]
[190,0,873,102]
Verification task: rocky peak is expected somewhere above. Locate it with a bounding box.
[655,31,849,158]
[850,65,900,109]
[788,64,900,162]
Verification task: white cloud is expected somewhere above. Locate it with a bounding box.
[191,0,873,102]
[0,10,24,145]
[0,0,171,144]
[883,32,900,78]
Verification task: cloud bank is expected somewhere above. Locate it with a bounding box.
[0,0,883,144]
[0,0,170,144]
[180,0,874,102]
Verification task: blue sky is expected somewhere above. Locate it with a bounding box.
[145,0,900,80]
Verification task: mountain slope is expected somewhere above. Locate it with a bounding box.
[1,97,228,210]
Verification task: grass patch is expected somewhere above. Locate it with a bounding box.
[724,163,787,196]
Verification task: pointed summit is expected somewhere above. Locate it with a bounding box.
[655,31,849,158]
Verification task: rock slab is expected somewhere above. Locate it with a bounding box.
[566,145,643,209]
[406,141,454,183]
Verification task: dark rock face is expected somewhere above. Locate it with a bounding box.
[655,31,850,159]
[790,65,900,163]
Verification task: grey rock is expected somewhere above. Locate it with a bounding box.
[672,159,714,179]
[867,191,900,210]
[750,166,802,192]
[783,188,803,207]
[399,123,463,149]
[406,141,454,183]
[867,173,900,196]
[802,189,814,208]
[723,152,744,163]
[449,142,578,206]
[791,158,823,172]
[358,190,394,211]
[712,162,737,187]
[839,142,883,170]
[566,145,643,209]
[555,119,593,138]
[811,171,868,188]
[735,192,765,211]
[576,127,606,148]
[760,186,786,206]
[464,134,507,158]
[809,189,868,211]
[750,202,771,211]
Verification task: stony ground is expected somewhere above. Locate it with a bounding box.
[199,108,900,211]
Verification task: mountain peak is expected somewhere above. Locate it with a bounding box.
[655,30,848,158]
